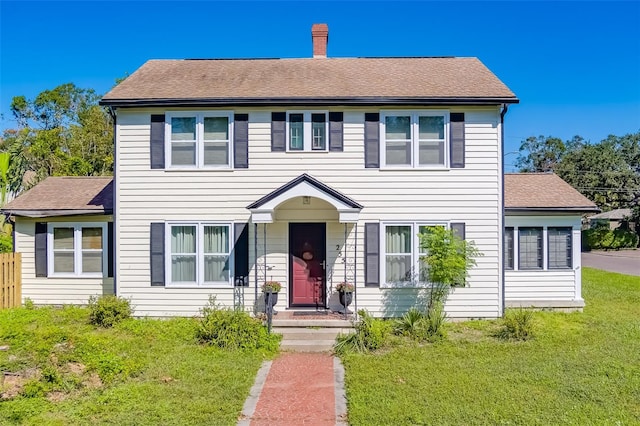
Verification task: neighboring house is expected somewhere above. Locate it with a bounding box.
[588,208,633,231]
[2,24,598,318]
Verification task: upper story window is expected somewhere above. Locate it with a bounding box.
[48,223,107,277]
[166,112,233,168]
[381,111,449,168]
[286,112,328,152]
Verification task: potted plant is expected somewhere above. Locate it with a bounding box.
[336,282,354,313]
[261,281,282,311]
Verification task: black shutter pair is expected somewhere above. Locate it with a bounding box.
[271,112,344,152]
[150,114,249,169]
[35,222,114,278]
[149,222,250,287]
[364,222,466,287]
[364,112,466,168]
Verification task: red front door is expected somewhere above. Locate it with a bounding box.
[289,223,326,307]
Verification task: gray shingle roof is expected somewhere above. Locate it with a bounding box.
[101,57,518,106]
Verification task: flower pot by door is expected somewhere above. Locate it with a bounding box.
[264,292,279,309]
[338,291,353,314]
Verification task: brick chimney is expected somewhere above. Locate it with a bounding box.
[311,23,329,58]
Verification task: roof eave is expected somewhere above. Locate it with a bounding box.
[506,207,601,214]
[100,96,520,108]
[2,209,113,218]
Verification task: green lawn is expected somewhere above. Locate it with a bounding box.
[0,307,269,425]
[341,268,640,425]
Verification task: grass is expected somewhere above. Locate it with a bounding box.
[341,268,640,425]
[0,306,273,425]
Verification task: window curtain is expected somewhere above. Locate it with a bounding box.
[385,226,412,282]
[204,225,229,282]
[171,226,196,282]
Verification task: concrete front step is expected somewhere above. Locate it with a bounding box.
[270,318,354,352]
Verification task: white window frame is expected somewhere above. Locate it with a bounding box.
[506,226,574,271]
[47,222,107,278]
[165,111,234,169]
[285,111,329,152]
[380,110,449,169]
[380,221,448,288]
[165,222,234,288]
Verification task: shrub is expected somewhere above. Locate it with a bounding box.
[498,308,536,341]
[334,310,391,355]
[196,297,280,352]
[88,295,133,327]
[394,308,426,339]
[583,227,639,250]
[424,302,447,342]
[0,232,12,253]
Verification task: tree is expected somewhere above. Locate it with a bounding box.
[0,83,113,194]
[515,135,568,172]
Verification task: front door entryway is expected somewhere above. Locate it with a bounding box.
[289,223,326,307]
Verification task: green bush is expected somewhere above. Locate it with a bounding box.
[394,308,426,339]
[334,310,391,355]
[196,297,279,352]
[498,308,535,341]
[424,302,447,342]
[88,295,133,327]
[0,232,12,253]
[583,227,639,250]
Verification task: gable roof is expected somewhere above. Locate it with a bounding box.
[101,57,518,107]
[588,208,632,220]
[504,173,599,213]
[2,177,113,218]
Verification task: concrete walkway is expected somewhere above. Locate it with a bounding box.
[238,353,347,426]
[582,250,640,276]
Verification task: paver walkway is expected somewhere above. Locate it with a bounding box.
[239,352,347,425]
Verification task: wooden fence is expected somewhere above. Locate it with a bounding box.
[1,252,22,309]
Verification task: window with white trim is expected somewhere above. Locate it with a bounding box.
[505,226,574,271]
[48,223,106,277]
[286,111,328,151]
[548,227,572,269]
[166,112,233,168]
[381,111,448,168]
[382,222,446,287]
[168,223,232,286]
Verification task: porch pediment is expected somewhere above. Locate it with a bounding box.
[247,174,363,223]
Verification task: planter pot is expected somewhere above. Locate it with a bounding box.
[264,292,279,313]
[338,291,353,314]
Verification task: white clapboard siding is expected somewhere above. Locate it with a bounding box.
[504,215,583,307]
[115,107,502,318]
[15,216,114,306]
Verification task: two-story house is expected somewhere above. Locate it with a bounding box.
[4,24,597,317]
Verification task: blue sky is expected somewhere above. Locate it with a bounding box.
[1,1,639,169]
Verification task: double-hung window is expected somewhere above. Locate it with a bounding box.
[286,112,328,151]
[48,223,106,277]
[167,112,232,168]
[168,223,232,286]
[381,111,448,168]
[382,223,445,287]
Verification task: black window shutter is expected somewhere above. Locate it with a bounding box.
[107,222,114,278]
[329,112,344,152]
[271,112,286,152]
[451,222,466,285]
[234,114,249,168]
[35,222,48,277]
[364,113,380,168]
[450,113,465,168]
[234,222,249,286]
[150,114,165,169]
[451,222,466,240]
[150,223,165,286]
[364,223,380,287]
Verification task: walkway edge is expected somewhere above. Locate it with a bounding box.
[237,360,273,426]
[334,356,348,426]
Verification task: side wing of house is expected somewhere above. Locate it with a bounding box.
[503,173,599,310]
